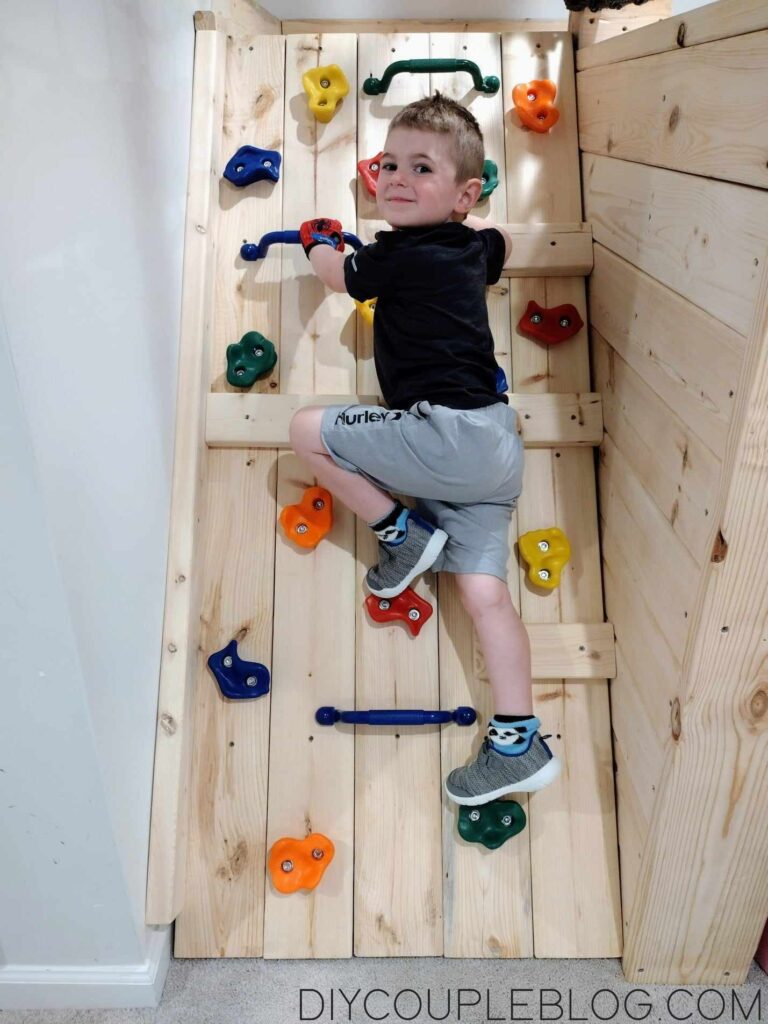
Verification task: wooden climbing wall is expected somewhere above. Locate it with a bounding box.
[151,17,622,960]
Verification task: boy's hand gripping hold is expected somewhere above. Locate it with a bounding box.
[299,218,345,257]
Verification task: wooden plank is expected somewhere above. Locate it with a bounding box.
[582,153,768,336]
[599,433,700,666]
[283,19,567,34]
[429,32,530,960]
[588,244,743,461]
[593,330,722,568]
[570,0,670,49]
[528,623,615,679]
[500,226,593,276]
[146,20,226,927]
[578,31,768,189]
[219,0,282,35]
[613,738,651,929]
[577,0,768,71]
[262,33,358,960]
[353,31,443,958]
[622,236,768,987]
[503,30,622,960]
[205,391,603,448]
[174,32,285,958]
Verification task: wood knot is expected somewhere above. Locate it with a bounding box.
[750,688,767,721]
[160,712,177,736]
[670,697,681,741]
[668,105,680,131]
[711,529,728,564]
[676,22,687,46]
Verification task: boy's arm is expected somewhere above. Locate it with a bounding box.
[308,245,348,293]
[463,213,512,264]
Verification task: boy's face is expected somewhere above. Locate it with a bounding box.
[377,127,482,229]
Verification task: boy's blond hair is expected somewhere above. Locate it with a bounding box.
[388,91,485,183]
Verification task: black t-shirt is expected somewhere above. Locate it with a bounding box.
[343,222,508,410]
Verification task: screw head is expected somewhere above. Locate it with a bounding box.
[223,656,233,668]
[527,91,536,102]
[246,676,257,687]
[538,568,551,581]
[370,161,379,172]
[469,810,481,822]
[320,78,330,88]
[281,859,294,872]
[235,366,246,376]
[559,316,571,328]
[263,159,272,168]
[253,347,264,357]
[311,848,324,860]
[296,523,309,534]
[530,312,543,324]
[236,164,245,173]
[379,599,390,610]
[313,498,325,510]
[538,540,550,552]
[408,609,420,620]
[501,814,513,827]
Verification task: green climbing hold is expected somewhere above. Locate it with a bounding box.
[226,331,277,388]
[458,799,526,849]
[480,159,499,200]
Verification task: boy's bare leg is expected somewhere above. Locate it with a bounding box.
[289,406,395,523]
[454,573,534,716]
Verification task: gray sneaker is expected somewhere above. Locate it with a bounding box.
[366,511,447,599]
[445,725,561,805]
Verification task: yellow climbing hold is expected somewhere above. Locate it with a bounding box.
[302,64,350,124]
[519,527,571,590]
[355,298,376,326]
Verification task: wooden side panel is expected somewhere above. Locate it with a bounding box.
[570,0,670,49]
[262,33,358,960]
[582,154,768,336]
[502,32,622,958]
[175,33,286,957]
[578,31,768,189]
[577,0,768,70]
[353,32,444,958]
[146,22,226,926]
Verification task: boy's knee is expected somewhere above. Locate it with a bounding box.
[289,406,323,453]
[455,573,509,619]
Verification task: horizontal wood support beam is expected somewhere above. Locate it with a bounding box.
[501,223,593,277]
[205,392,604,449]
[283,19,567,33]
[529,623,616,680]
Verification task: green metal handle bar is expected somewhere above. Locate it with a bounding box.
[363,59,500,96]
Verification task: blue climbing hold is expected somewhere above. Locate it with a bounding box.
[495,366,508,394]
[208,639,270,700]
[223,146,281,187]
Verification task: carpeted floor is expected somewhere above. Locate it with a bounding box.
[2,956,766,1023]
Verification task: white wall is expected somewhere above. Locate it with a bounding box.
[0,0,201,1009]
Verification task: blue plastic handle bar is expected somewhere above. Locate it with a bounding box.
[315,706,477,727]
[240,230,363,262]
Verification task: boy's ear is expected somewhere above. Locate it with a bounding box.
[455,177,483,215]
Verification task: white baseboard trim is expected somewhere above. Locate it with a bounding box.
[0,926,171,1010]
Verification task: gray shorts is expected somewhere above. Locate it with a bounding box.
[320,401,524,580]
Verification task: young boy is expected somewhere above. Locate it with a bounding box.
[289,92,561,803]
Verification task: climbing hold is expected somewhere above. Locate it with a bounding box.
[358,151,383,197]
[517,300,584,346]
[280,486,333,549]
[364,587,432,636]
[518,527,571,590]
[458,800,526,850]
[355,298,376,326]
[480,158,499,199]
[495,366,508,394]
[268,833,335,893]
[302,64,350,123]
[207,639,270,701]
[226,331,277,388]
[240,229,363,262]
[364,58,499,97]
[512,80,560,133]
[315,706,477,726]
[223,145,281,187]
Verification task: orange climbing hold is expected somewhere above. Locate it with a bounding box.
[280,486,333,549]
[512,80,560,133]
[268,833,335,894]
